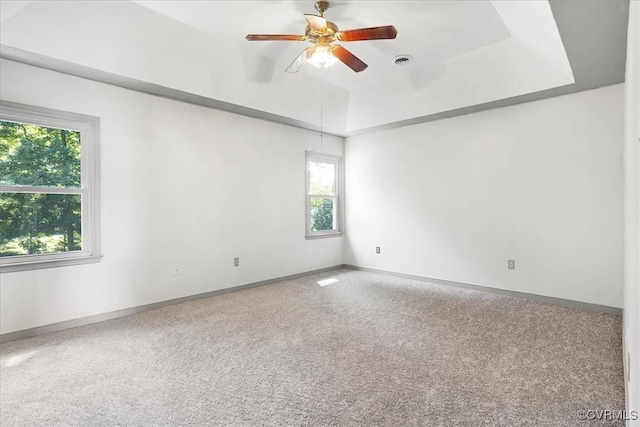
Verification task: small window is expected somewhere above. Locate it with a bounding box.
[0,101,100,272]
[306,151,342,239]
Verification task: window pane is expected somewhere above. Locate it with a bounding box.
[310,197,335,231]
[309,161,335,196]
[0,193,82,256]
[0,121,81,188]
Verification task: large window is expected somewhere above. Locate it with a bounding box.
[306,151,342,239]
[0,101,100,272]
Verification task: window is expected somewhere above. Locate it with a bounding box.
[0,101,100,272]
[306,151,342,239]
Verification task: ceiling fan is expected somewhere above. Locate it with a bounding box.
[245,1,397,73]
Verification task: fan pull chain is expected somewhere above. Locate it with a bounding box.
[320,73,324,154]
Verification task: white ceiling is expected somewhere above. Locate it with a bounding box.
[134,0,518,91]
[0,0,629,136]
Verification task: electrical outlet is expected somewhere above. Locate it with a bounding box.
[172,265,180,276]
[234,257,239,267]
[508,260,515,270]
[376,247,380,254]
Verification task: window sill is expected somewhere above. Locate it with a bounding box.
[306,232,344,240]
[0,254,103,274]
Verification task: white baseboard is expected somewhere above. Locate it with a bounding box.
[0,265,345,344]
[2,264,621,344]
[344,265,622,315]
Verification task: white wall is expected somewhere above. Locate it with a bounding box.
[623,0,640,418]
[345,84,624,308]
[0,59,344,335]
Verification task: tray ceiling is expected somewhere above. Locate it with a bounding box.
[0,0,629,136]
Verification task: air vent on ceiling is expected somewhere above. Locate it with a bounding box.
[394,55,413,65]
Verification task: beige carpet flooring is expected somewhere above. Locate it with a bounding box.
[0,269,625,426]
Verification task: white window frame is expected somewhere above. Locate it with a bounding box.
[305,151,343,239]
[0,101,101,273]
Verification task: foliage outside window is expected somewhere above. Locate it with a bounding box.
[306,151,342,238]
[0,102,100,272]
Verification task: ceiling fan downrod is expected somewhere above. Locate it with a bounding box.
[315,1,330,17]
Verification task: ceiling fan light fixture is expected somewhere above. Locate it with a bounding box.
[307,46,338,68]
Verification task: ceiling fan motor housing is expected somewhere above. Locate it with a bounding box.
[305,21,339,44]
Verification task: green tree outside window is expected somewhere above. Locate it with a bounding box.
[0,121,82,256]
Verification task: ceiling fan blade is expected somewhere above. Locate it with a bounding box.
[330,45,368,72]
[336,25,398,42]
[246,34,306,41]
[304,14,327,32]
[285,47,315,73]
